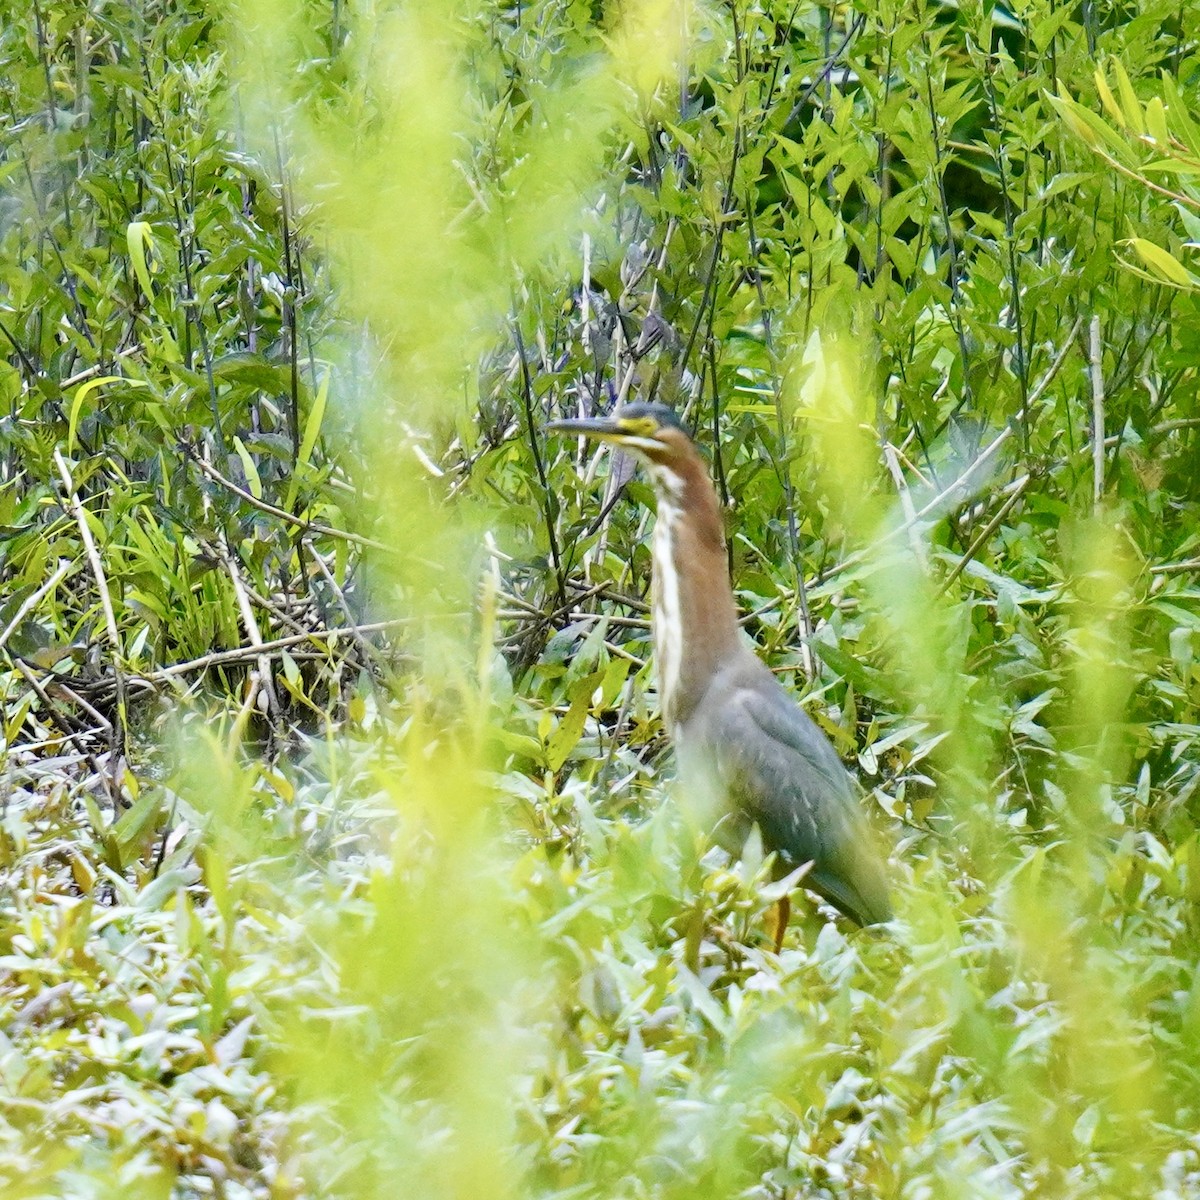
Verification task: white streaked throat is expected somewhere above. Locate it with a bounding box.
[649,466,685,730]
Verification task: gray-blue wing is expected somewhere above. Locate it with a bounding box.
[708,675,891,925]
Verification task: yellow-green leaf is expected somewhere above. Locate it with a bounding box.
[1145,96,1170,147]
[1093,69,1122,127]
[544,692,590,772]
[1163,74,1200,155]
[281,649,301,686]
[233,435,263,500]
[285,365,330,510]
[599,657,631,708]
[545,669,606,771]
[1111,60,1144,134]
[1049,90,1128,158]
[1128,237,1196,286]
[68,376,148,452]
[298,367,329,469]
[126,220,157,301]
[112,787,163,851]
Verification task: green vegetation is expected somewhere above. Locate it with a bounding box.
[2,0,1199,1196]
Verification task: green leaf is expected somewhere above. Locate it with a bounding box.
[544,669,605,771]
[1126,237,1196,287]
[285,365,330,510]
[298,366,329,469]
[136,867,199,911]
[111,788,165,855]
[1110,59,1145,134]
[598,656,631,708]
[211,352,294,393]
[1144,97,1170,148]
[1093,68,1124,128]
[126,220,158,301]
[812,638,895,702]
[67,375,149,452]
[233,435,264,500]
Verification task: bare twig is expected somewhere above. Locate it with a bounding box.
[782,12,866,128]
[0,558,72,653]
[497,609,650,632]
[8,983,74,1030]
[213,537,279,722]
[189,453,391,552]
[730,324,1082,623]
[1149,557,1200,579]
[50,681,114,733]
[144,619,418,682]
[1028,315,1086,412]
[512,316,567,607]
[303,536,381,692]
[240,581,315,636]
[883,443,927,569]
[938,475,1032,595]
[60,346,141,390]
[1151,417,1200,436]
[10,658,118,804]
[820,427,1010,586]
[1081,142,1200,212]
[1089,315,1105,510]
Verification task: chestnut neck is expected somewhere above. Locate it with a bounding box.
[647,448,743,730]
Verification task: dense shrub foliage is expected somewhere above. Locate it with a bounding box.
[1,0,1199,1196]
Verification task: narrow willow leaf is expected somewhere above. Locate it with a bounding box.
[111,788,163,853]
[1111,59,1145,134]
[1162,73,1200,154]
[1145,97,1170,147]
[68,376,148,451]
[233,435,263,500]
[544,669,605,770]
[1049,90,1129,158]
[126,220,157,301]
[285,366,330,510]
[1141,159,1200,176]
[297,367,329,469]
[1093,69,1123,127]
[1127,237,1196,286]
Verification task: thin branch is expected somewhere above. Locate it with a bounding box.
[138,618,421,683]
[512,316,567,607]
[0,558,72,653]
[1089,315,1105,510]
[938,475,1032,595]
[883,443,927,570]
[11,659,119,806]
[214,536,279,722]
[1083,143,1200,212]
[805,315,1081,588]
[782,12,867,128]
[188,452,391,552]
[303,536,384,698]
[1150,557,1200,578]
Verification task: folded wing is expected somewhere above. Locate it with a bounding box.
[707,671,892,926]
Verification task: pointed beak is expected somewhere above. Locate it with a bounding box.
[544,416,626,443]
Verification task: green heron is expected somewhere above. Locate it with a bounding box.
[547,401,891,933]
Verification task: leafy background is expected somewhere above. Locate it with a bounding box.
[2,0,1200,1196]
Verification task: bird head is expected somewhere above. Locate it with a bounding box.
[544,402,693,478]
